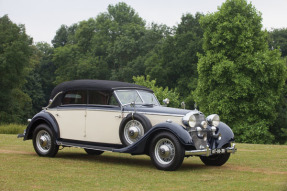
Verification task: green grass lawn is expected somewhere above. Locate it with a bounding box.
[0,134,286,191]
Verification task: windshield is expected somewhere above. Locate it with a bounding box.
[115,90,159,106]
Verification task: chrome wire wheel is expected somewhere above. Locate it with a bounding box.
[154,138,175,165]
[150,132,184,171]
[35,130,52,154]
[33,124,59,157]
[123,120,144,145]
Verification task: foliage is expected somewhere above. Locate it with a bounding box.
[269,79,287,144]
[24,43,55,114]
[145,13,204,109]
[52,2,157,84]
[0,124,26,134]
[133,75,181,108]
[267,29,287,144]
[194,0,286,143]
[2,2,287,144]
[0,15,33,124]
[232,121,275,144]
[268,28,287,57]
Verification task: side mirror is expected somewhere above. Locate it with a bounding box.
[163,98,170,106]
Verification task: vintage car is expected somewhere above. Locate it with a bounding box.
[18,79,236,171]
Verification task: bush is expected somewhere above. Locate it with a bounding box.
[0,124,26,134]
[233,122,275,144]
[133,75,181,108]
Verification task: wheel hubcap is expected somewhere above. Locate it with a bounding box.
[159,145,170,158]
[36,130,51,154]
[128,126,139,139]
[40,135,48,147]
[155,138,175,165]
[124,120,144,144]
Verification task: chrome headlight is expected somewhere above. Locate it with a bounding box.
[182,112,197,128]
[206,114,220,127]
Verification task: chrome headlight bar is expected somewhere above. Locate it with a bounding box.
[182,112,220,128]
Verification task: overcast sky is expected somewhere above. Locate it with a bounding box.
[1,0,287,44]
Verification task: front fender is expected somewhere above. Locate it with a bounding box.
[214,122,235,148]
[114,122,192,154]
[24,110,60,141]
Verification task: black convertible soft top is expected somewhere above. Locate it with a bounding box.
[50,79,152,99]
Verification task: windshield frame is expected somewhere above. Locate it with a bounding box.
[114,90,160,106]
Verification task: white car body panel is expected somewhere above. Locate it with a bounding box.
[48,109,86,141]
[47,108,183,144]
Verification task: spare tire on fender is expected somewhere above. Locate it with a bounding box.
[119,113,152,146]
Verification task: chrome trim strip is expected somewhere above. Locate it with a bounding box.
[137,112,184,117]
[49,107,184,117]
[86,108,121,112]
[54,107,87,111]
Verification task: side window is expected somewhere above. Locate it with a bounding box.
[62,90,87,105]
[88,91,108,105]
[109,94,119,106]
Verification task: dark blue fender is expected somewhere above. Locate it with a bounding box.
[113,122,193,155]
[213,122,235,148]
[24,110,60,141]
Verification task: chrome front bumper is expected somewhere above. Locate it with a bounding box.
[185,143,237,156]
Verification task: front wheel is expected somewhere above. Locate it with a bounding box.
[200,143,231,166]
[149,132,185,171]
[33,124,59,157]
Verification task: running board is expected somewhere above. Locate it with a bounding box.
[56,140,122,152]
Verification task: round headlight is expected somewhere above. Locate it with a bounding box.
[188,114,196,127]
[206,114,220,127]
[182,112,198,128]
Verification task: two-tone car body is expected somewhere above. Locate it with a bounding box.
[18,80,236,171]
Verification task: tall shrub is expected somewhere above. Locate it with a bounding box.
[194,0,286,143]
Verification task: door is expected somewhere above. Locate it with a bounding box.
[85,91,122,144]
[54,90,87,141]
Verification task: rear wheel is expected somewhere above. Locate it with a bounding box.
[149,132,184,171]
[200,143,231,166]
[84,149,104,155]
[33,124,59,157]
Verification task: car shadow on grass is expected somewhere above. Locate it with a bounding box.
[56,152,153,168]
[55,151,217,171]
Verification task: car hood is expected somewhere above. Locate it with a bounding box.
[124,105,200,116]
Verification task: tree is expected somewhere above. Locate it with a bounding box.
[267,29,287,143]
[52,2,165,84]
[24,43,56,115]
[268,28,287,58]
[194,0,286,144]
[133,75,180,108]
[0,15,33,123]
[145,13,204,108]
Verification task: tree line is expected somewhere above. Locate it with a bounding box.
[0,0,286,144]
